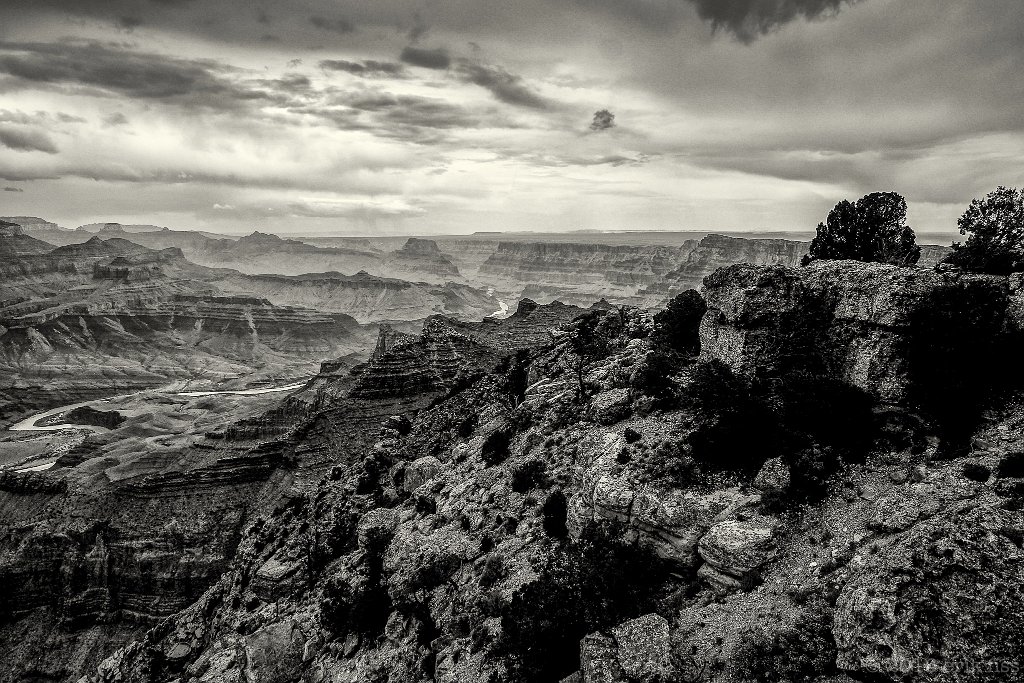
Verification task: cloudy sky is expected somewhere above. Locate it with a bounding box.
[0,0,1021,236]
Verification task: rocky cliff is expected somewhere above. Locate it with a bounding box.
[700,260,1012,402]
[475,235,814,308]
[662,233,808,291]
[480,241,688,288]
[59,259,1022,683]
[227,271,496,324]
[0,220,54,257]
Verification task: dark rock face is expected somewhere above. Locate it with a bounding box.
[348,299,585,400]
[62,406,126,429]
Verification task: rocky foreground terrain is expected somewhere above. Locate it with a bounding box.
[1,257,1020,682]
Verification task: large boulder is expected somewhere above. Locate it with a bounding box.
[242,620,307,683]
[611,613,672,681]
[579,614,671,683]
[833,504,1024,682]
[401,455,444,493]
[698,519,777,582]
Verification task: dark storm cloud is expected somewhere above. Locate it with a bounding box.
[259,72,312,92]
[318,59,406,78]
[0,126,59,153]
[575,0,857,40]
[0,42,277,109]
[0,109,85,125]
[688,0,857,41]
[454,60,551,109]
[309,16,356,34]
[399,47,451,70]
[116,16,143,31]
[342,92,482,130]
[590,109,615,131]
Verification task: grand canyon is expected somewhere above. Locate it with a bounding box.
[4,212,1020,683]
[2,1,1023,682]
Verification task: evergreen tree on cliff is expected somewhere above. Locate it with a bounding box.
[802,191,921,266]
[943,186,1024,274]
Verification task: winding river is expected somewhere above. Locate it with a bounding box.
[10,380,310,433]
[6,379,309,472]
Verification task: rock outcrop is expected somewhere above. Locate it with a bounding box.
[700,260,1009,402]
[567,427,757,568]
[697,519,777,591]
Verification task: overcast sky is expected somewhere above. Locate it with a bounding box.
[0,0,1021,235]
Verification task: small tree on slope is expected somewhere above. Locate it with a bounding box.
[943,186,1024,274]
[802,191,921,266]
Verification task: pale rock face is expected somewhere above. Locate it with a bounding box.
[568,429,755,567]
[696,563,744,594]
[241,620,307,683]
[577,614,672,683]
[697,519,777,578]
[590,388,633,425]
[401,455,444,493]
[580,633,627,683]
[357,507,399,549]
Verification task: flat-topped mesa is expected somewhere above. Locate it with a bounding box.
[385,238,461,279]
[699,260,1016,403]
[479,240,688,287]
[93,256,162,281]
[661,234,808,292]
[399,237,443,255]
[0,219,55,257]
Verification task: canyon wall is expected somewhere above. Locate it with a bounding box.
[225,271,496,324]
